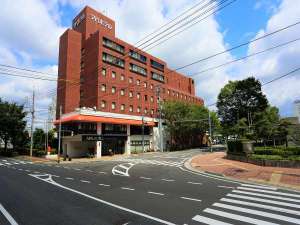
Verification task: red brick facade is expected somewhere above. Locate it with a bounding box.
[57,6,204,118]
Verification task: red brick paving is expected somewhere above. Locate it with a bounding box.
[191,152,300,190]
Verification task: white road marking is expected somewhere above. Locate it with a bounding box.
[98,183,110,187]
[86,169,93,172]
[140,176,152,180]
[30,174,175,225]
[2,160,7,162]
[161,179,175,182]
[148,191,165,196]
[241,183,277,190]
[233,190,300,203]
[237,186,300,198]
[80,180,91,183]
[18,169,23,171]
[5,163,12,165]
[0,163,4,166]
[227,193,300,209]
[121,187,135,191]
[25,170,31,172]
[213,202,300,224]
[187,181,202,185]
[218,185,235,189]
[74,168,81,171]
[0,203,19,225]
[51,175,60,178]
[55,166,60,168]
[119,165,130,170]
[180,197,202,202]
[221,198,300,216]
[192,215,232,225]
[204,208,277,225]
[98,171,107,174]
[112,163,136,177]
[65,177,74,180]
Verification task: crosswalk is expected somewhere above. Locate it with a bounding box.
[0,159,33,166]
[192,183,300,225]
[111,158,184,167]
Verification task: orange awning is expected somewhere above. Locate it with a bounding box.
[54,114,155,126]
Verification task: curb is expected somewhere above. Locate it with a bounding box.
[184,154,300,192]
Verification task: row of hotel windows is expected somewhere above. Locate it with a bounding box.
[102,52,164,82]
[100,101,155,115]
[102,37,165,71]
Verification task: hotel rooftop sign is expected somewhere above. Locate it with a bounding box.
[73,13,112,30]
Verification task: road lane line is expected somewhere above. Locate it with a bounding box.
[51,175,60,178]
[227,193,300,209]
[140,176,152,180]
[237,187,300,198]
[121,187,135,191]
[65,177,74,180]
[80,180,91,183]
[161,179,175,182]
[233,190,300,202]
[25,170,31,172]
[204,208,277,225]
[218,185,235,189]
[187,181,202,185]
[192,215,232,225]
[148,191,165,196]
[74,168,81,171]
[241,184,277,190]
[213,202,300,224]
[221,198,300,216]
[98,183,110,187]
[98,171,107,174]
[0,204,19,225]
[30,174,176,225]
[18,169,23,171]
[180,197,202,202]
[86,170,93,172]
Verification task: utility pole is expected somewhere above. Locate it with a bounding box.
[208,111,212,152]
[142,115,145,153]
[57,105,62,163]
[44,120,47,152]
[156,86,164,152]
[30,90,35,157]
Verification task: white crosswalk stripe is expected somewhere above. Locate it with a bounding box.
[111,158,183,167]
[192,184,300,225]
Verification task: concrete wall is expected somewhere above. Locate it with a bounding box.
[63,140,95,158]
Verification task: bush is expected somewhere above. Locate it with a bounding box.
[33,149,46,157]
[227,139,247,155]
[253,147,300,157]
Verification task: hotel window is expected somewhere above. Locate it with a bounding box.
[150,59,164,71]
[120,74,125,81]
[144,108,148,114]
[136,79,140,85]
[103,37,125,54]
[111,102,116,110]
[101,100,106,109]
[129,105,133,112]
[112,71,116,79]
[80,90,83,98]
[101,84,106,92]
[150,84,153,89]
[137,93,141,99]
[129,77,133,83]
[176,93,179,98]
[137,106,141,113]
[120,89,125,96]
[129,50,147,63]
[185,95,187,100]
[181,94,183,99]
[120,104,125,111]
[167,89,170,95]
[129,91,133,98]
[144,95,148,101]
[112,86,116,94]
[151,71,165,82]
[102,68,106,76]
[130,63,147,76]
[157,97,159,103]
[150,96,154,102]
[151,109,154,115]
[102,52,125,68]
[143,82,147,88]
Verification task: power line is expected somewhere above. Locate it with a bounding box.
[190,37,300,77]
[206,66,300,107]
[0,64,57,77]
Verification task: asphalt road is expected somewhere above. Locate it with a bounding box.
[0,149,299,225]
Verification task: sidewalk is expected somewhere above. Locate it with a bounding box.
[190,152,300,190]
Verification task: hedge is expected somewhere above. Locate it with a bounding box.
[227,139,248,155]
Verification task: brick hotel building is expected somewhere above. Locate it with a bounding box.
[56,6,204,157]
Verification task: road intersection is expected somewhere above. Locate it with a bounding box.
[0,150,299,225]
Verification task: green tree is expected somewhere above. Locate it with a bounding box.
[217,77,268,138]
[33,128,46,150]
[162,101,219,150]
[0,98,28,152]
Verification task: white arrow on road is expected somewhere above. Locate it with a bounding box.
[112,163,136,177]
